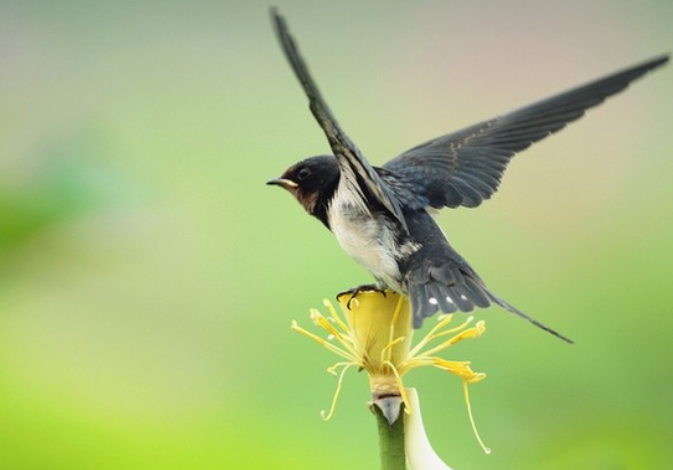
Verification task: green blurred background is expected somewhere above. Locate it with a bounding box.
[1,1,671,469]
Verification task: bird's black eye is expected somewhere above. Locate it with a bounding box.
[297,167,311,181]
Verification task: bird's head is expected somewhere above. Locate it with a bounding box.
[267,155,339,215]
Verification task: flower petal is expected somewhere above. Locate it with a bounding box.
[404,388,456,470]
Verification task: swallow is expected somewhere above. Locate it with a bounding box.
[267,8,668,343]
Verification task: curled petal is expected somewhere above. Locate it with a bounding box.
[404,388,455,470]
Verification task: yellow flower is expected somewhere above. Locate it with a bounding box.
[292,288,490,453]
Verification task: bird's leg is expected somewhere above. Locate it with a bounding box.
[337,283,387,310]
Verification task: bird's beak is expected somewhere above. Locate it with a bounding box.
[266,178,298,189]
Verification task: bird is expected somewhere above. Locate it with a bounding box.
[266,8,669,343]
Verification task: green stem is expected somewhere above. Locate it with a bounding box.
[373,401,406,470]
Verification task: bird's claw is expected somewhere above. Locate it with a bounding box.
[337,284,387,310]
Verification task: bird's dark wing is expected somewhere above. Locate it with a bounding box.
[383,55,669,210]
[271,8,408,232]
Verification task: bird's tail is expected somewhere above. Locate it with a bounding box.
[482,286,574,344]
[407,264,573,343]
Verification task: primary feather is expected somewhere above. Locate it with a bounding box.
[383,55,669,210]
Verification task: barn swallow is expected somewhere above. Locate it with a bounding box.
[267,8,668,343]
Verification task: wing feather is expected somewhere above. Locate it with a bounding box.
[383,55,669,209]
[271,8,408,231]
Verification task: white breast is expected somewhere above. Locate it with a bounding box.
[327,179,407,290]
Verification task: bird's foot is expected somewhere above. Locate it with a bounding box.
[337,284,387,310]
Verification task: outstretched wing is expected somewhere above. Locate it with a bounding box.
[271,8,408,232]
[383,55,669,210]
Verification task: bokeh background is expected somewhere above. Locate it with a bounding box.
[1,1,672,469]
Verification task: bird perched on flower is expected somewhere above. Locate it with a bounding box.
[267,9,668,342]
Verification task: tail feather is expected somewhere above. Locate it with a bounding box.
[484,287,574,344]
[463,277,491,308]
[407,265,573,344]
[426,283,456,313]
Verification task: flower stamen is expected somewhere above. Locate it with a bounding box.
[324,298,349,333]
[408,314,457,357]
[321,362,356,421]
[380,335,407,365]
[463,378,491,454]
[420,322,484,359]
[311,309,345,341]
[291,320,356,362]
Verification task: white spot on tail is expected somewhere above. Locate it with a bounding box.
[429,297,438,305]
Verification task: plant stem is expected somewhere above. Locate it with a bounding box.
[373,401,406,470]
